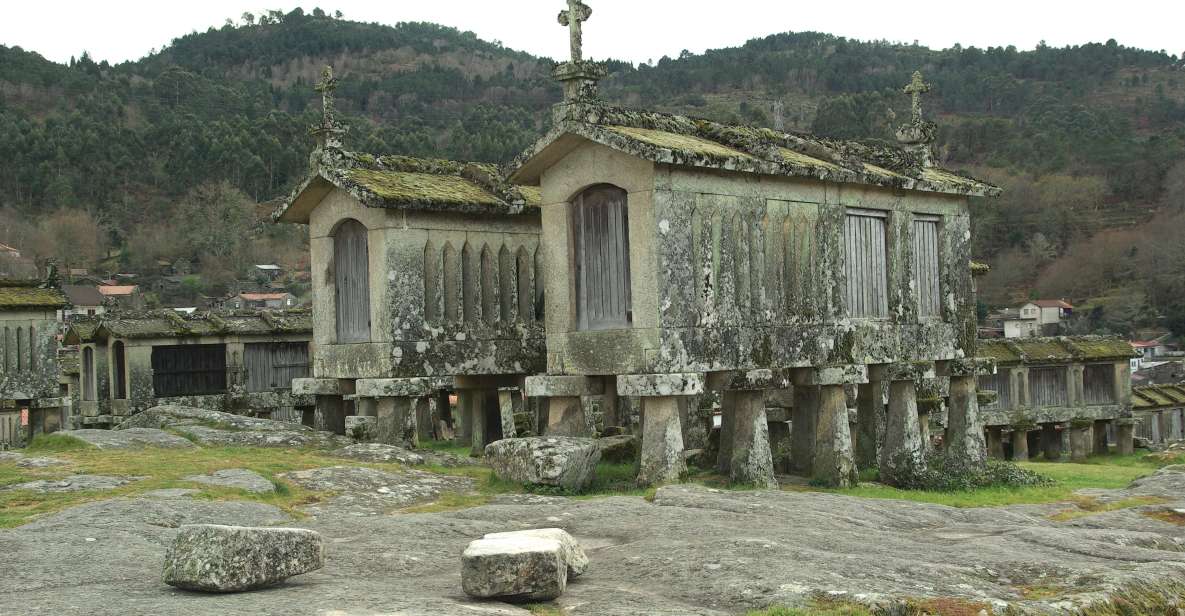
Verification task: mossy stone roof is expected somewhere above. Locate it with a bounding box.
[276,151,541,223]
[0,280,68,309]
[510,101,1000,198]
[1133,384,1185,409]
[94,310,312,340]
[978,336,1137,365]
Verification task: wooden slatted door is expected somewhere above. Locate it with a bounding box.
[1083,364,1115,405]
[912,215,941,317]
[572,185,632,331]
[1029,367,1068,407]
[844,209,889,318]
[978,371,1011,410]
[245,342,311,392]
[112,341,127,399]
[82,346,96,401]
[334,219,371,343]
[151,344,227,397]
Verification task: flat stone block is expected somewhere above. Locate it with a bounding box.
[355,377,443,398]
[792,365,868,387]
[163,524,324,592]
[481,528,588,578]
[936,357,996,377]
[617,373,705,397]
[707,369,791,391]
[485,437,601,491]
[525,375,604,397]
[291,378,345,396]
[461,535,566,601]
[883,361,936,382]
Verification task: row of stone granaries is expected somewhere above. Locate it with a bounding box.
[254,91,1154,489]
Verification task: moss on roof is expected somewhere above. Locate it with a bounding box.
[776,147,843,172]
[0,284,68,308]
[347,169,505,208]
[1133,385,1185,409]
[978,336,1136,365]
[65,317,101,343]
[97,310,312,340]
[604,125,757,161]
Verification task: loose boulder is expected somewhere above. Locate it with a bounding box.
[484,437,601,492]
[163,524,323,592]
[481,528,588,578]
[461,534,567,601]
[595,434,638,463]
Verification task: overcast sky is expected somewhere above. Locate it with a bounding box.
[2,1,1182,66]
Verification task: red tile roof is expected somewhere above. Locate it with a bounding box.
[1032,299,1073,309]
[239,292,291,301]
[98,285,138,296]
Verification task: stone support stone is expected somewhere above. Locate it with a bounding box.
[637,396,686,486]
[855,374,884,470]
[881,379,924,485]
[1069,424,1091,462]
[545,397,590,437]
[599,376,621,430]
[1011,429,1030,461]
[790,385,818,475]
[813,384,857,488]
[720,389,775,488]
[498,389,518,439]
[456,390,476,444]
[1092,419,1110,455]
[1041,423,1062,461]
[314,395,345,435]
[940,363,989,468]
[985,426,1004,459]
[1115,418,1136,455]
[415,397,433,444]
[716,392,737,475]
[375,397,413,447]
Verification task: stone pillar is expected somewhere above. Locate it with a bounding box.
[941,360,991,469]
[456,389,475,445]
[1115,418,1136,455]
[414,397,432,445]
[986,426,1005,459]
[855,371,884,470]
[545,397,589,436]
[1069,423,1091,462]
[524,376,603,438]
[375,397,413,446]
[497,388,518,440]
[1092,419,1110,455]
[917,409,932,454]
[708,370,781,488]
[619,373,704,487]
[1011,428,1030,461]
[600,375,620,431]
[791,385,819,475]
[815,384,857,488]
[469,391,489,456]
[882,379,924,485]
[1041,423,1062,461]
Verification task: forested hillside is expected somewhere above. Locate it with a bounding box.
[1,8,1183,333]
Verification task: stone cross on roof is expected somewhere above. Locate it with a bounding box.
[903,70,931,125]
[558,0,592,64]
[310,65,347,150]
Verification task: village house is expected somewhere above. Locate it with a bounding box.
[98,284,143,309]
[60,284,106,318]
[223,291,299,310]
[63,310,314,428]
[274,67,544,450]
[253,264,284,281]
[508,1,1001,487]
[997,299,1073,338]
[0,277,68,448]
[976,336,1137,461]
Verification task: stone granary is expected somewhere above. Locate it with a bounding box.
[0,277,68,448]
[513,1,1001,487]
[1131,383,1185,445]
[976,336,1137,461]
[62,310,314,428]
[274,68,545,451]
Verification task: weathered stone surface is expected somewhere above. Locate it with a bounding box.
[594,434,637,463]
[144,488,200,499]
[880,380,925,486]
[331,443,426,465]
[812,384,856,488]
[117,405,350,449]
[16,456,70,468]
[481,528,588,578]
[163,524,323,592]
[637,397,687,486]
[183,469,275,494]
[1,475,141,493]
[58,428,196,450]
[724,390,776,488]
[0,451,26,462]
[279,466,474,515]
[461,534,567,601]
[945,374,987,467]
[485,437,601,491]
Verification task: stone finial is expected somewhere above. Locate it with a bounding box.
[558,0,592,64]
[895,70,937,167]
[310,65,348,150]
[551,0,605,106]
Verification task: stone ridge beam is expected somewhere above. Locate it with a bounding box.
[355,377,445,398]
[791,365,868,387]
[617,373,705,397]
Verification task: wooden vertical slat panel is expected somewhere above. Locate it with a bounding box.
[1083,364,1115,405]
[844,211,889,318]
[334,220,371,342]
[1029,367,1068,407]
[913,218,941,317]
[573,185,632,330]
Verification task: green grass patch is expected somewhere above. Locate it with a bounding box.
[525,605,564,616]
[400,491,494,514]
[420,439,473,459]
[1143,508,1185,526]
[24,433,94,453]
[747,598,872,616]
[1048,495,1169,521]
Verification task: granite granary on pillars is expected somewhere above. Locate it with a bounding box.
[63,310,315,428]
[976,336,1136,461]
[511,3,1001,487]
[0,276,68,448]
[1131,384,1185,445]
[274,68,545,452]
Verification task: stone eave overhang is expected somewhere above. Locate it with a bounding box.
[508,106,1001,199]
